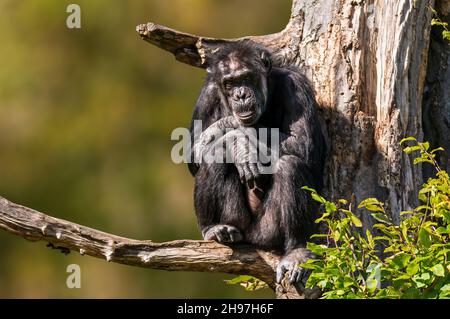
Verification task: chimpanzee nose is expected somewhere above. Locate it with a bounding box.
[233,89,249,102]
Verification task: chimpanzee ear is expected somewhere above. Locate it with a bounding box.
[261,51,272,73]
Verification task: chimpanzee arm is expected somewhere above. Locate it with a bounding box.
[278,69,325,177]
[188,82,235,176]
[272,69,325,283]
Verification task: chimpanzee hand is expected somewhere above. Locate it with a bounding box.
[197,116,240,148]
[225,128,265,188]
[202,224,243,243]
[276,248,314,285]
[193,116,240,163]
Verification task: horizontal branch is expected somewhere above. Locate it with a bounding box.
[0,195,317,298]
[0,196,295,291]
[136,7,303,68]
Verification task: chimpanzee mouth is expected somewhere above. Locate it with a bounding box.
[238,112,257,125]
[238,112,255,122]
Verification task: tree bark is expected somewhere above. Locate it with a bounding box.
[0,0,441,300]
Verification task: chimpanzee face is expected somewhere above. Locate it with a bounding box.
[210,50,272,126]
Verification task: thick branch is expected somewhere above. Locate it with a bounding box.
[0,196,276,282]
[0,196,313,298]
[136,3,303,68]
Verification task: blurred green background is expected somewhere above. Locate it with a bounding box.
[0,0,291,298]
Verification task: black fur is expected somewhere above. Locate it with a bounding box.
[188,41,325,283]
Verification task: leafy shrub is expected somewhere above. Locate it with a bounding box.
[301,137,449,298]
[430,6,450,41]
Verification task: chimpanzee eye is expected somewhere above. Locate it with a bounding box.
[244,74,254,84]
[224,82,232,90]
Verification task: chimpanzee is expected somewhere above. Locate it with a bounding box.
[188,41,325,284]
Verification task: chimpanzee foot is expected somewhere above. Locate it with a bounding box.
[276,248,314,284]
[203,225,243,244]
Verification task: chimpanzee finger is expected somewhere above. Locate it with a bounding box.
[257,161,267,175]
[219,227,231,242]
[276,264,287,283]
[249,163,260,180]
[297,268,308,285]
[244,166,255,188]
[214,229,225,242]
[228,227,243,242]
[289,266,301,284]
[235,165,246,184]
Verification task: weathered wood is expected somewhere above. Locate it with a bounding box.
[289,0,434,229]
[0,195,276,280]
[136,10,303,68]
[0,195,317,299]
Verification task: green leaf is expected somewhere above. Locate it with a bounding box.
[443,30,450,41]
[400,210,413,216]
[358,198,384,210]
[406,262,419,276]
[311,193,326,204]
[384,246,395,253]
[225,275,268,291]
[225,275,253,285]
[418,228,432,248]
[402,288,421,299]
[301,186,316,193]
[415,205,432,212]
[403,146,421,154]
[325,201,337,214]
[366,230,374,248]
[371,213,392,225]
[366,279,378,293]
[306,242,329,255]
[315,213,330,223]
[420,141,430,151]
[413,157,434,165]
[350,215,362,227]
[431,264,445,277]
[431,18,447,26]
[431,147,445,154]
[298,263,318,270]
[335,290,345,296]
[441,284,450,292]
[392,253,411,269]
[400,137,416,144]
[311,234,330,239]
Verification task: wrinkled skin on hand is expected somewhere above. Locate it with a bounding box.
[225,128,265,188]
[194,117,267,189]
[202,224,244,243]
[276,248,315,285]
[193,116,239,156]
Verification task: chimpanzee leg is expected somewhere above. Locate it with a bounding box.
[264,155,319,284]
[194,163,251,243]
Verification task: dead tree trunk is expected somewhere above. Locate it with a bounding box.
[0,0,444,300]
